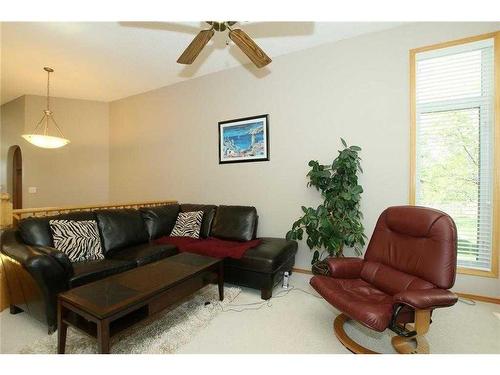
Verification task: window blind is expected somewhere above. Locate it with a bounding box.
[415,38,495,271]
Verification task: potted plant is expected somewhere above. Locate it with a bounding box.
[286,138,366,275]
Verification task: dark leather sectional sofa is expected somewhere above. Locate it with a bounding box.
[0,203,297,333]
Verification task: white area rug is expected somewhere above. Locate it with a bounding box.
[20,285,241,354]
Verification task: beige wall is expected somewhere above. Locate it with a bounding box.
[0,95,109,207]
[109,22,500,297]
[0,96,25,196]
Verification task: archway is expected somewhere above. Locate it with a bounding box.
[7,146,22,209]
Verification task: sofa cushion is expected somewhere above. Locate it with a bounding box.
[50,220,104,262]
[170,211,204,238]
[69,259,136,288]
[224,237,298,273]
[180,204,217,238]
[210,205,257,241]
[18,211,97,247]
[95,209,149,255]
[154,236,200,249]
[154,236,261,259]
[109,243,178,266]
[140,204,180,240]
[184,237,262,259]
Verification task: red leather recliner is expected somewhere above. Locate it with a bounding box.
[310,206,458,354]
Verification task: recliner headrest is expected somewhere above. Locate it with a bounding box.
[384,205,449,238]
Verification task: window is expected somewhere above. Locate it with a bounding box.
[410,33,499,277]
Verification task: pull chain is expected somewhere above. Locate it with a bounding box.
[46,69,50,111]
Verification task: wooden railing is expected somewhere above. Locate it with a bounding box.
[0,193,13,311]
[0,193,13,230]
[0,196,177,228]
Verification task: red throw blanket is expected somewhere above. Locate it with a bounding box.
[154,236,261,259]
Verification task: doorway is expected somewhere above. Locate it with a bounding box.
[12,146,22,209]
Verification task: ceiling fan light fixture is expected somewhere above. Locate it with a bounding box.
[177,21,272,69]
[22,67,70,149]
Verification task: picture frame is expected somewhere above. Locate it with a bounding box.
[218,114,270,164]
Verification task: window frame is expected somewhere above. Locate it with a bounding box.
[409,31,500,278]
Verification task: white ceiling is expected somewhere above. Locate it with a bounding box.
[1,22,403,105]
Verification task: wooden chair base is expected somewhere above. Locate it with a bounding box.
[333,311,431,354]
[391,309,430,354]
[391,334,429,354]
[334,313,378,354]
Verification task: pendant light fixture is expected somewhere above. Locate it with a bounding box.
[22,67,70,149]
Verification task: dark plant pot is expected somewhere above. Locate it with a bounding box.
[311,259,330,276]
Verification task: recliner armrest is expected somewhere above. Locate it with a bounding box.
[326,257,364,278]
[393,289,458,310]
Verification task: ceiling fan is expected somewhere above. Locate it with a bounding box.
[177,21,272,69]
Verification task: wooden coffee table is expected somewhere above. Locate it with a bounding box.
[57,252,223,354]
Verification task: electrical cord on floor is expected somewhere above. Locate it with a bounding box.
[458,297,476,306]
[204,285,322,313]
[205,285,478,313]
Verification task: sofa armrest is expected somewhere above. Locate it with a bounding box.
[326,257,364,278]
[35,246,74,278]
[1,229,73,278]
[393,289,458,310]
[1,229,71,293]
[1,229,71,328]
[1,229,71,287]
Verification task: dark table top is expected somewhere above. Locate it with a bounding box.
[59,252,221,319]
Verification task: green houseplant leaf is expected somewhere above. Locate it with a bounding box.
[287,138,366,266]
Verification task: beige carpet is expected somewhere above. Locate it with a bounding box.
[19,285,241,354]
[2,274,499,354]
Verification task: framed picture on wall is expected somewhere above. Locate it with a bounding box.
[218,114,269,164]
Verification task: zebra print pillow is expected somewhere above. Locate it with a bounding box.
[49,220,104,262]
[170,211,204,239]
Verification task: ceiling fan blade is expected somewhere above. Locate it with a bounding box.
[229,29,272,68]
[177,29,215,64]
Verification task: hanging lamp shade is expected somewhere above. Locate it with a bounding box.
[22,67,70,149]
